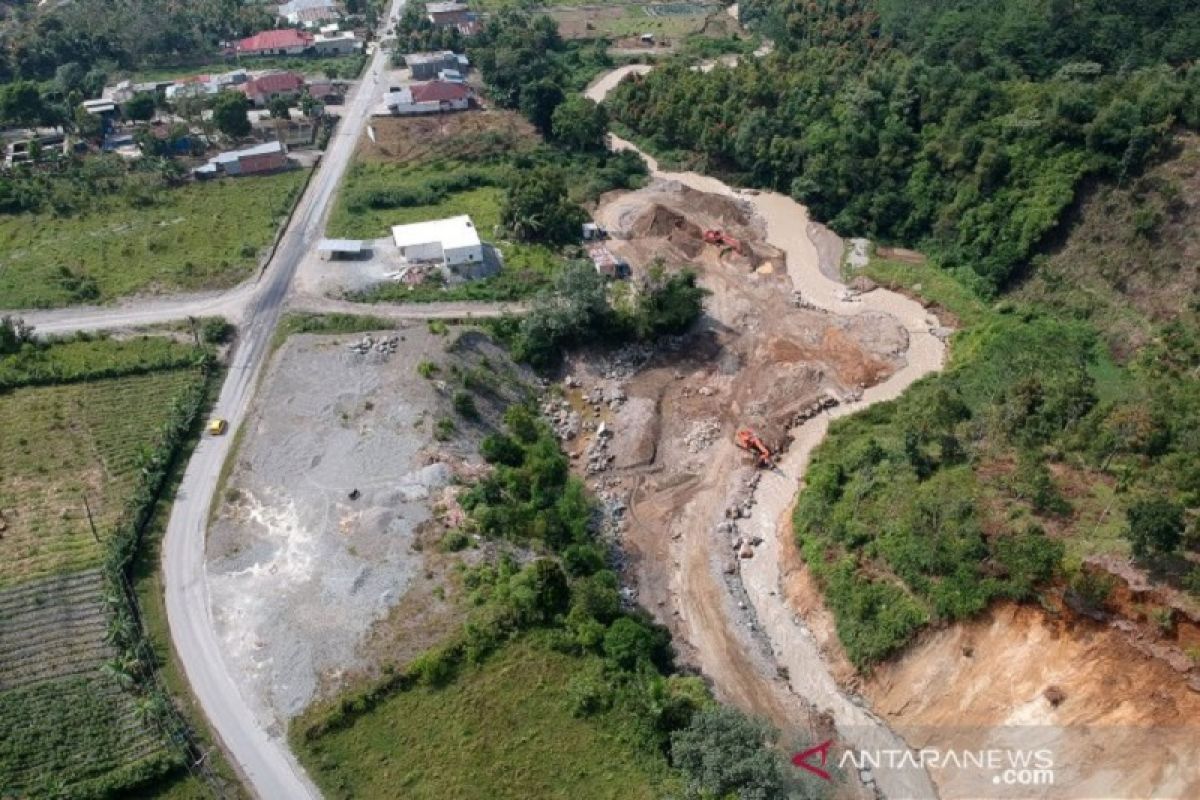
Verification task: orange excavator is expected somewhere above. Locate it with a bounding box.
[736,428,774,468]
[703,229,745,255]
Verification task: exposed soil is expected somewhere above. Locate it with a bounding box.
[207,327,530,732]
[551,177,927,797]
[357,109,540,165]
[865,602,1200,798]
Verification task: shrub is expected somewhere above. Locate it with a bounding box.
[670,707,784,800]
[1125,497,1185,559]
[434,417,455,441]
[453,390,479,421]
[417,359,439,378]
[199,317,235,345]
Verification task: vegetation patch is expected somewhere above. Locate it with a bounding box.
[296,637,681,800]
[0,169,307,309]
[0,329,217,797]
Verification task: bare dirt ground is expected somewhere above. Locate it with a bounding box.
[551,178,923,795]
[207,326,528,733]
[356,109,540,165]
[865,603,1200,798]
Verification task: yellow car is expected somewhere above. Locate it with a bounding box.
[208,418,229,436]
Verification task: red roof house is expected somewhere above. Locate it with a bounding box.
[409,81,471,104]
[239,72,305,106]
[235,29,314,56]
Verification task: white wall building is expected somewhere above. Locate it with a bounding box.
[391,215,484,272]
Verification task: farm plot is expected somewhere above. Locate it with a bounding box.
[0,363,208,797]
[0,571,178,798]
[0,369,202,587]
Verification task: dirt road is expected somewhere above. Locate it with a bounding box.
[589,67,946,799]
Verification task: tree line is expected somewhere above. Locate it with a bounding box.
[610,0,1200,291]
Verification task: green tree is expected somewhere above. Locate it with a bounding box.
[551,96,608,152]
[73,105,103,140]
[124,92,156,122]
[631,266,707,337]
[268,96,291,120]
[212,91,251,138]
[0,316,33,354]
[500,166,585,244]
[518,77,564,134]
[670,707,784,800]
[1125,498,1185,559]
[0,82,46,127]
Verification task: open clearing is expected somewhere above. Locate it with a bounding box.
[544,3,734,46]
[319,110,562,303]
[0,169,308,309]
[0,351,209,797]
[295,637,682,800]
[207,324,533,730]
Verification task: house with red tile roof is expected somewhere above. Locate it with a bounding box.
[234,29,314,56]
[239,72,305,107]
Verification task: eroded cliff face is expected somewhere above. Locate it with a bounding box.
[862,601,1200,798]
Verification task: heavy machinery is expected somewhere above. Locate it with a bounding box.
[702,229,745,255]
[736,428,773,468]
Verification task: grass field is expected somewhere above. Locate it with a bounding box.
[0,349,212,797]
[546,2,731,42]
[295,638,681,800]
[0,169,308,309]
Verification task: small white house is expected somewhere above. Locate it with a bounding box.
[391,215,484,274]
[312,30,362,56]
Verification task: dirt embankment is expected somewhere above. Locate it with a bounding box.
[864,602,1200,798]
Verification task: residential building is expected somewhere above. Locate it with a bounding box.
[239,72,305,107]
[81,98,118,117]
[425,2,472,27]
[405,51,467,80]
[311,30,362,56]
[194,140,289,178]
[234,28,314,56]
[278,0,342,26]
[391,215,486,276]
[305,80,343,104]
[377,81,471,116]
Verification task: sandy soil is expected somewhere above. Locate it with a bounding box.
[207,327,525,732]
[578,171,943,797]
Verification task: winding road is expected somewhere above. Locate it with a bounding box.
[155,3,404,796]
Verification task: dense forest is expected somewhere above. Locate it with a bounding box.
[610,0,1200,291]
[612,0,1200,667]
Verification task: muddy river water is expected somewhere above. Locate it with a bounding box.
[587,66,947,798]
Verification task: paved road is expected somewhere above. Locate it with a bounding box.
[161,5,404,798]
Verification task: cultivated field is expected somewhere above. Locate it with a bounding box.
[0,169,308,309]
[0,369,203,586]
[0,340,211,797]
